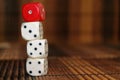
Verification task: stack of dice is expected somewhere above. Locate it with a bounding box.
[21,2,48,76]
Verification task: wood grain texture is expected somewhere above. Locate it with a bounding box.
[68,0,81,46]
[102,0,114,43]
[0,0,5,41]
[93,0,103,44]
[0,0,119,46]
[112,0,119,45]
[0,43,120,79]
[79,0,94,44]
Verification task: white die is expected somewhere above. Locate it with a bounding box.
[27,39,48,58]
[21,22,43,40]
[26,58,48,76]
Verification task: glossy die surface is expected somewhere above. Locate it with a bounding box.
[22,2,45,21]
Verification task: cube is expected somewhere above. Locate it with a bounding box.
[27,39,48,58]
[22,2,45,21]
[26,58,48,76]
[21,22,43,40]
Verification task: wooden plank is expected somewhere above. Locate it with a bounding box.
[4,60,14,80]
[0,0,5,41]
[112,0,119,45]
[93,0,103,44]
[19,60,25,80]
[0,61,9,77]
[68,0,81,46]
[102,0,114,44]
[0,44,119,79]
[79,0,94,44]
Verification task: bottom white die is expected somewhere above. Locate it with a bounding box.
[26,58,48,76]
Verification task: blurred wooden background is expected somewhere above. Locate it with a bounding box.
[0,0,119,46]
[0,1,119,79]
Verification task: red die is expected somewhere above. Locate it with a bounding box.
[22,2,45,21]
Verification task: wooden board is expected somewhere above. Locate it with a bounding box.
[0,43,120,79]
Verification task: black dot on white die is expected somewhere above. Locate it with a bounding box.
[29,30,32,33]
[30,52,32,55]
[38,70,41,74]
[29,43,32,46]
[34,47,37,51]
[34,34,37,38]
[39,52,42,55]
[24,25,27,28]
[29,61,32,64]
[38,61,41,64]
[39,43,42,45]
[29,71,32,74]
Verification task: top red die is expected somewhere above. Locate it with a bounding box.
[22,2,45,21]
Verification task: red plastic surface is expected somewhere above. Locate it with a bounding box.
[22,2,45,21]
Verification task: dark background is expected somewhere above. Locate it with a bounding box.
[0,0,119,47]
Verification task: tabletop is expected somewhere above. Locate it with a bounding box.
[0,43,120,80]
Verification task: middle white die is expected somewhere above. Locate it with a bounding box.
[21,22,43,40]
[27,39,48,58]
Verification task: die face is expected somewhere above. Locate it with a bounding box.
[37,3,45,21]
[39,24,43,38]
[26,58,48,76]
[21,22,43,40]
[44,58,48,75]
[22,2,45,21]
[27,39,48,58]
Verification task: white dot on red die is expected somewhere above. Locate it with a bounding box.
[28,10,32,14]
